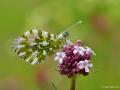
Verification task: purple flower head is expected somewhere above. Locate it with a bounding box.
[54,40,95,78]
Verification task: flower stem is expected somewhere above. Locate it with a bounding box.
[51,82,58,90]
[70,76,76,90]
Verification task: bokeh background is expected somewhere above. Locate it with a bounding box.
[0,0,120,90]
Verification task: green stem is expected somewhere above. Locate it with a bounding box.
[51,82,57,90]
[70,76,76,90]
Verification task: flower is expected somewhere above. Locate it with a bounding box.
[85,46,96,55]
[12,29,62,65]
[54,40,95,78]
[54,52,66,64]
[73,46,85,56]
[77,60,93,72]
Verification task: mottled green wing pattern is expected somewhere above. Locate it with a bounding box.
[12,29,62,65]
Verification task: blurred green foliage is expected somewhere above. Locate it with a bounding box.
[0,0,120,90]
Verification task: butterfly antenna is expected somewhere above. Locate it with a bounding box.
[58,20,82,38]
[62,20,82,34]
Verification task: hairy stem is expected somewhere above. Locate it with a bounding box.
[51,82,57,90]
[70,76,76,90]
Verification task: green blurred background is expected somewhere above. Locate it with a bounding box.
[0,0,120,90]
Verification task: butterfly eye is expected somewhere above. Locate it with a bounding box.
[63,32,69,38]
[12,29,63,65]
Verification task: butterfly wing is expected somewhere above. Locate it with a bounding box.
[12,29,62,65]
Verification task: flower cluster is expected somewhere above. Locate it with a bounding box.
[12,29,62,65]
[55,40,95,78]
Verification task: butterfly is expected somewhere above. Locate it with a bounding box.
[12,29,65,65]
[12,21,82,65]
